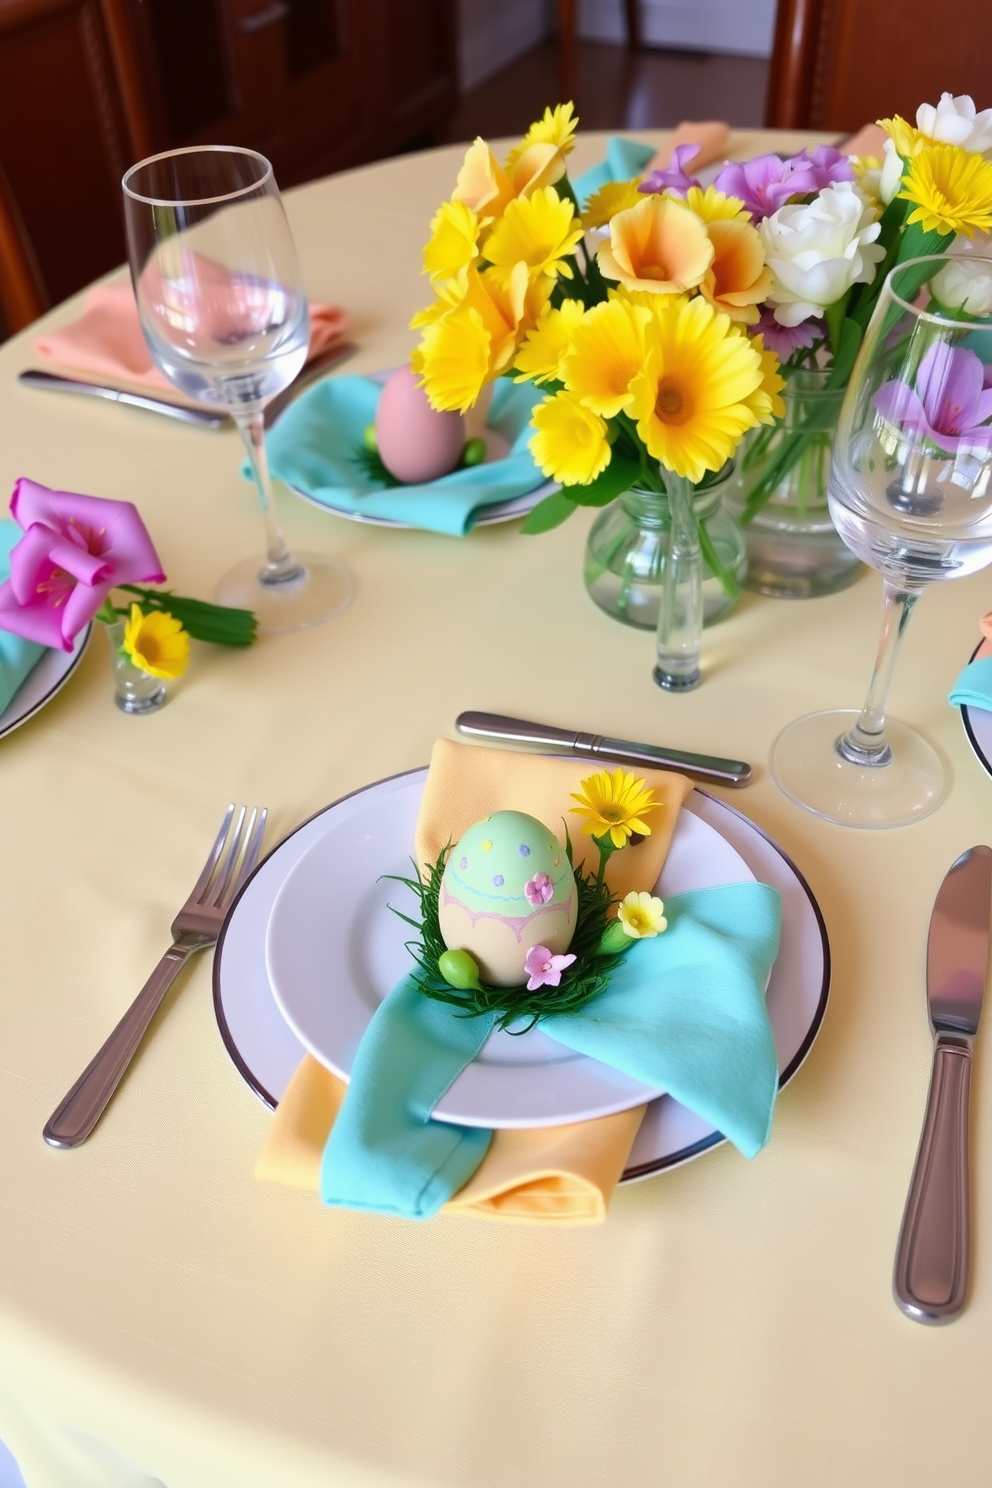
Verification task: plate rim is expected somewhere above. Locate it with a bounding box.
[212,766,831,1183]
[0,623,91,742]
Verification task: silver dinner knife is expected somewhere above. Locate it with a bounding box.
[893,844,992,1323]
[455,711,751,787]
[17,369,227,427]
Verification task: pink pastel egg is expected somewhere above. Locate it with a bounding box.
[375,366,466,484]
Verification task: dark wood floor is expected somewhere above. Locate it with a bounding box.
[443,38,770,146]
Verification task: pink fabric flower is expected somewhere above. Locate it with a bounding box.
[524,872,554,905]
[523,944,577,991]
[0,478,165,650]
[873,344,992,456]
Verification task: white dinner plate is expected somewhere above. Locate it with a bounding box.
[0,624,90,742]
[960,636,992,779]
[214,771,830,1179]
[263,789,754,1129]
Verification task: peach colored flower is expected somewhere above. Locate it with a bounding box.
[698,217,773,324]
[597,195,713,296]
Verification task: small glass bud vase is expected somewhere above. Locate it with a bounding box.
[583,466,745,630]
[105,620,166,714]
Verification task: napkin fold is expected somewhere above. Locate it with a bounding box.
[949,612,992,709]
[572,137,658,207]
[34,282,348,391]
[0,521,46,715]
[263,375,546,536]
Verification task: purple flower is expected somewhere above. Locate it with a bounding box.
[713,154,799,220]
[524,872,554,906]
[754,308,825,361]
[787,145,855,192]
[639,144,702,199]
[0,478,164,650]
[873,344,992,456]
[523,944,577,991]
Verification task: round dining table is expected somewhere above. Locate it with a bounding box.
[2,127,992,1488]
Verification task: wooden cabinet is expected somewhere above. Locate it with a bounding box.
[0,0,457,323]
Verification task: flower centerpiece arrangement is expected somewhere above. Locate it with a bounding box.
[706,92,992,595]
[0,479,256,712]
[392,767,668,1031]
[411,103,786,687]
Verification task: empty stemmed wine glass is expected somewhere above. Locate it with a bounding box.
[122,146,353,632]
[770,255,992,828]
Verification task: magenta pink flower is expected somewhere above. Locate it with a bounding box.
[524,872,554,905]
[639,144,702,200]
[523,945,577,991]
[873,344,992,456]
[0,478,164,650]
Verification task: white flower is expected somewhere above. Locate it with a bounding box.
[759,182,885,327]
[879,138,905,204]
[916,93,992,155]
[932,256,992,317]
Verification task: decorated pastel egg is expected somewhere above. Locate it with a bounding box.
[438,811,577,988]
[374,365,465,484]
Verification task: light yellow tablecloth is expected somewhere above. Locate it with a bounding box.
[3,130,992,1488]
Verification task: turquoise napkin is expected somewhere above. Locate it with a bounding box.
[262,375,547,537]
[949,656,992,710]
[0,521,46,716]
[572,137,658,207]
[320,882,782,1219]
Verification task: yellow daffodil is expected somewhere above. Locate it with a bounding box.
[698,216,773,324]
[416,263,551,411]
[423,200,481,284]
[682,184,749,223]
[618,891,668,939]
[452,138,514,223]
[122,604,189,680]
[514,299,586,384]
[507,142,569,199]
[597,195,713,296]
[483,186,585,284]
[627,296,766,484]
[569,769,658,849]
[898,141,992,238]
[529,392,611,485]
[582,178,645,231]
[878,114,927,159]
[560,296,650,416]
[506,102,578,167]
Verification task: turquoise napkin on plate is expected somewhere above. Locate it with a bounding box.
[949,656,992,710]
[0,521,46,716]
[320,882,782,1219]
[263,375,547,537]
[572,137,658,207]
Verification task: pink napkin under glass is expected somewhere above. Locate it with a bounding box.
[34,282,348,391]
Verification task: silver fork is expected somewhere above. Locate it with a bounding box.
[43,804,266,1149]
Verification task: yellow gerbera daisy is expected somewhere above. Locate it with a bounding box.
[452,138,514,222]
[682,184,749,223]
[898,141,992,238]
[597,195,713,296]
[741,333,786,423]
[618,891,668,939]
[423,200,481,284]
[569,769,658,849]
[483,186,584,284]
[582,178,645,231]
[627,296,765,484]
[514,299,586,384]
[698,216,773,324]
[505,103,579,171]
[529,392,611,486]
[560,297,650,417]
[122,604,189,680]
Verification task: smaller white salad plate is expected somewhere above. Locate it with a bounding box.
[0,625,90,742]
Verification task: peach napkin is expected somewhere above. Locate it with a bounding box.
[34,282,348,391]
[649,120,731,174]
[256,741,694,1224]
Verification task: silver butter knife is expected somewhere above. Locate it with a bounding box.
[18,340,357,431]
[893,844,992,1323]
[455,711,751,787]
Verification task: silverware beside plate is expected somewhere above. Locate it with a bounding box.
[18,340,357,431]
[455,710,752,788]
[893,844,992,1323]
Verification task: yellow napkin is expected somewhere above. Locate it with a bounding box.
[257,742,694,1223]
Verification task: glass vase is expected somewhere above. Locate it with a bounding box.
[583,469,746,630]
[729,365,861,598]
[106,620,167,714]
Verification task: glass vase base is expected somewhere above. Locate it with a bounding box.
[743,526,863,599]
[769,710,944,828]
[115,680,166,714]
[216,552,354,633]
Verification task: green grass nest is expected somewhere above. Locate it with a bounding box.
[386,835,630,1032]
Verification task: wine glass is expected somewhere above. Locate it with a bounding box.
[770,254,992,828]
[122,146,353,632]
